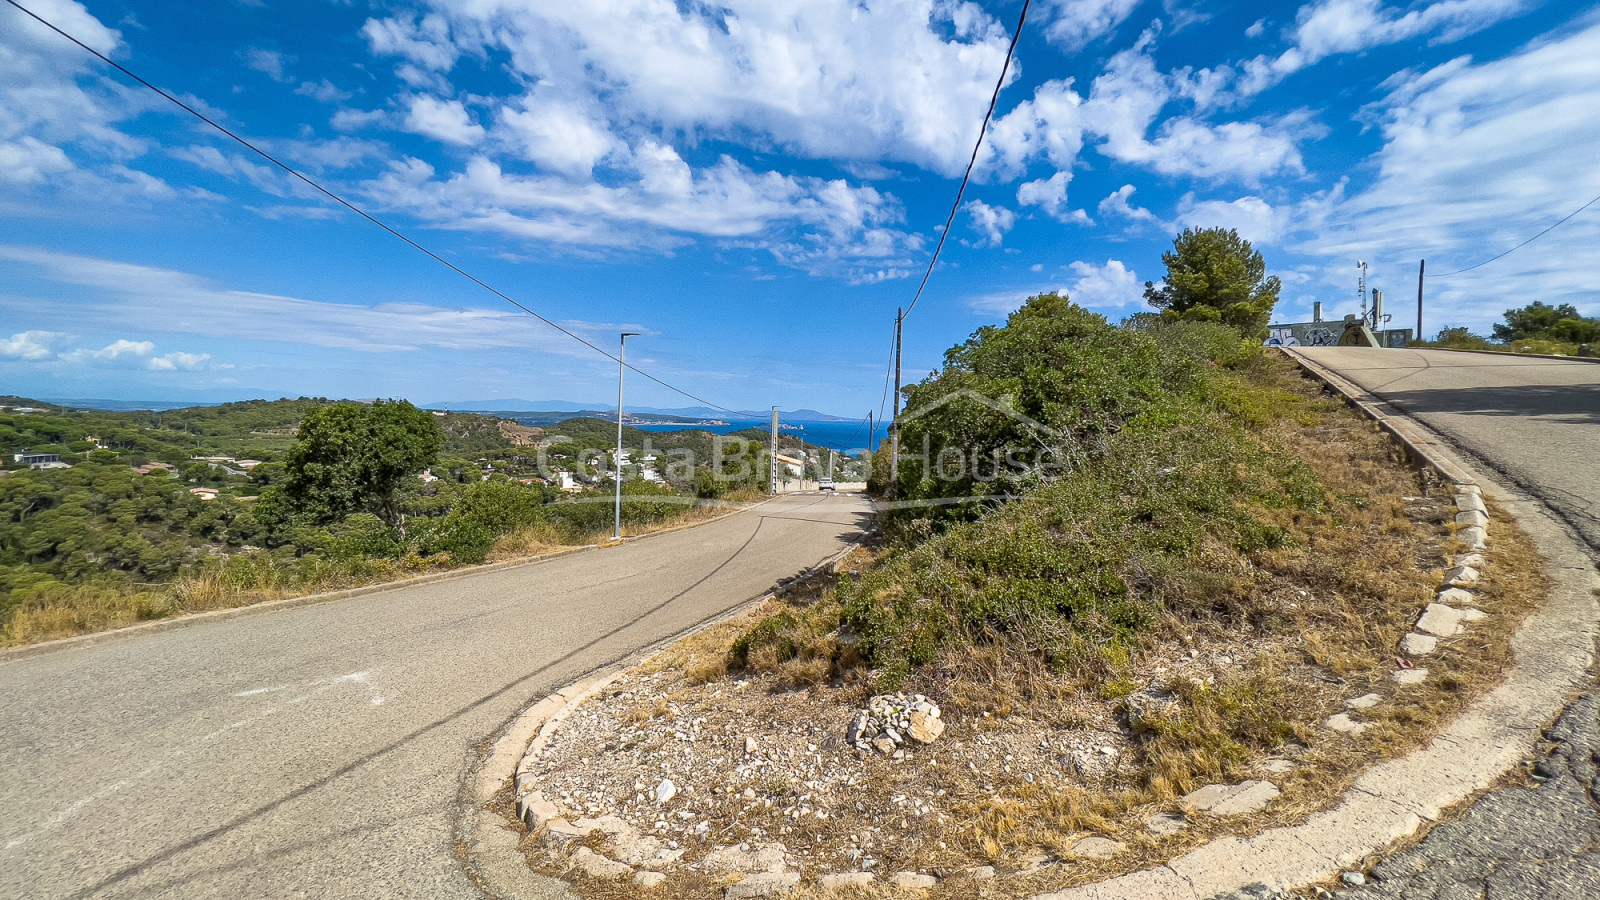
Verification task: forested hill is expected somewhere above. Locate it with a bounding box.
[0,396,535,466]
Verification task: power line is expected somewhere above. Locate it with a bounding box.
[899,0,1031,322]
[1434,189,1600,278]
[5,0,734,413]
[876,318,897,430]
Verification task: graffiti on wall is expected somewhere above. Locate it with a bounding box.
[1265,322,1409,348]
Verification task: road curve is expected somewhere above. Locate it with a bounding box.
[1296,347,1600,548]
[0,491,871,900]
[1289,347,1600,900]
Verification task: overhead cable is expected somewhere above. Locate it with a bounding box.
[5,0,734,412]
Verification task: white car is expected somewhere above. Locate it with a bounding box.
[818,478,835,491]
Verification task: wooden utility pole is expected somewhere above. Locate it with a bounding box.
[890,310,902,488]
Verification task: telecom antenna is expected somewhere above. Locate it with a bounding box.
[1356,260,1369,323]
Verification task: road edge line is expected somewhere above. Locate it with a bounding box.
[0,494,792,663]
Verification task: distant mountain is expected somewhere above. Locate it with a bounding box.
[424,398,603,412]
[425,400,854,422]
[36,391,295,412]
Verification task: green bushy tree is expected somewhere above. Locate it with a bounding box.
[277,400,444,528]
[1143,227,1281,340]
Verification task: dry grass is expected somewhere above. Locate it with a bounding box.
[2,488,779,648]
[515,357,1551,899]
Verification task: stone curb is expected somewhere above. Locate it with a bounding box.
[1012,352,1599,900]
[0,495,790,663]
[456,533,871,900]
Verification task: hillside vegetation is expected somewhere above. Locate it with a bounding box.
[0,398,821,644]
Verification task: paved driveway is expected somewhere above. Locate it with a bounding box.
[0,492,871,899]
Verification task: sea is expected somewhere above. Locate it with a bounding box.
[633,418,875,454]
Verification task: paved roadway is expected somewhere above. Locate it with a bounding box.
[1227,348,1600,900]
[0,492,871,900]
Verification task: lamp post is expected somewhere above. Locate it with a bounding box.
[614,331,641,541]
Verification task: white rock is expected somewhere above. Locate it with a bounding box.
[1460,607,1488,622]
[656,779,677,804]
[634,870,667,889]
[1437,587,1475,605]
[819,872,875,891]
[1325,713,1369,735]
[1400,632,1438,655]
[1392,667,1429,685]
[1345,693,1383,710]
[1455,493,1487,512]
[746,736,758,754]
[1146,812,1187,836]
[569,847,632,879]
[970,866,996,880]
[1416,603,1465,637]
[1444,565,1481,588]
[1071,836,1126,859]
[1458,525,1488,551]
[890,871,938,890]
[726,872,800,899]
[1455,509,1489,528]
[1182,780,1280,815]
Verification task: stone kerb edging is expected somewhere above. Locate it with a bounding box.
[473,356,1599,900]
[458,534,870,900]
[1022,349,1600,900]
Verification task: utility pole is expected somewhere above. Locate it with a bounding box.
[769,406,778,495]
[613,331,641,541]
[827,449,834,480]
[1356,260,1369,325]
[1416,259,1426,341]
[890,309,902,488]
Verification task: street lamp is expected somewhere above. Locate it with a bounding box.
[614,331,641,541]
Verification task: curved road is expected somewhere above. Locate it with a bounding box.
[0,492,870,899]
[1278,347,1600,900]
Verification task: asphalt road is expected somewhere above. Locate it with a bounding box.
[1267,347,1600,900]
[1297,347,1600,548]
[0,491,871,900]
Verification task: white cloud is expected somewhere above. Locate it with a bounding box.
[243,48,291,82]
[1,330,66,360]
[361,13,460,72]
[295,79,354,104]
[395,0,1017,175]
[1017,171,1090,223]
[1246,18,1268,38]
[1063,259,1144,309]
[362,143,909,267]
[58,338,154,365]
[1098,184,1158,223]
[984,39,1315,186]
[1237,0,1533,96]
[1300,20,1600,330]
[497,89,621,178]
[148,351,211,371]
[402,95,484,146]
[0,136,73,183]
[965,199,1017,247]
[1041,0,1142,52]
[0,244,639,356]
[981,79,1086,179]
[964,259,1141,315]
[1176,194,1288,244]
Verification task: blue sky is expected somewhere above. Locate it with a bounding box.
[2,0,1597,416]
